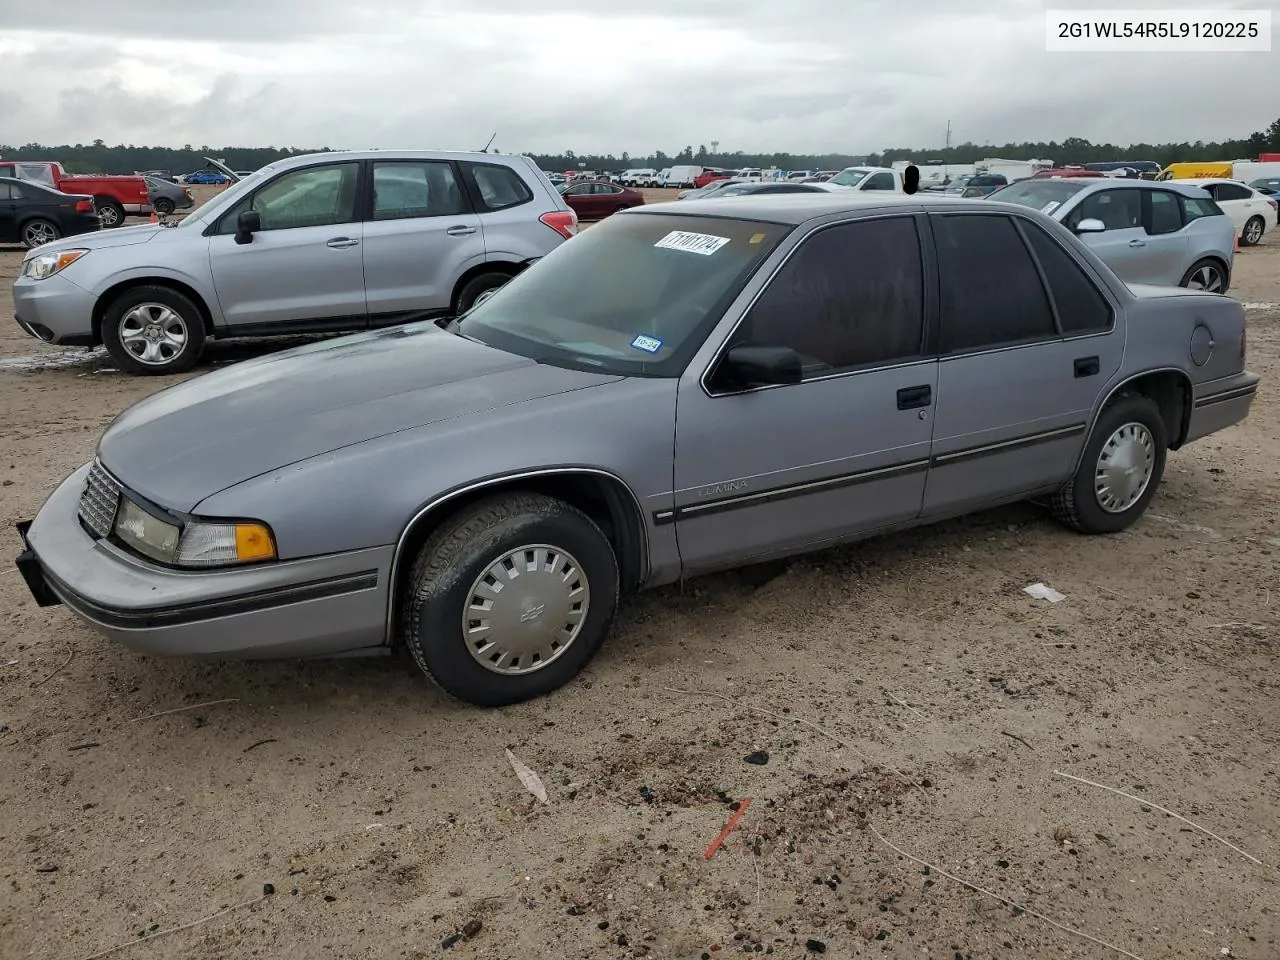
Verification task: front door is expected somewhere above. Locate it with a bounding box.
[922,211,1123,517]
[0,182,16,242]
[1064,186,1157,284]
[673,214,938,573]
[207,160,367,334]
[361,158,486,325]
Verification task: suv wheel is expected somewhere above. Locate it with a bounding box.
[400,492,619,707]
[1051,394,1167,534]
[455,271,513,315]
[101,285,207,375]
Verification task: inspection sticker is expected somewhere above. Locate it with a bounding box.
[630,334,663,353]
[1040,201,1060,214]
[654,230,731,256]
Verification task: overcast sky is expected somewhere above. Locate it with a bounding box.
[2,0,1277,155]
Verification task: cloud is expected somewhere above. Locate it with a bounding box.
[2,0,1277,155]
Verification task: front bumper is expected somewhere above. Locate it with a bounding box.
[12,273,97,346]
[1185,371,1261,444]
[15,463,394,659]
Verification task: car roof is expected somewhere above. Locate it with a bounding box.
[1029,178,1213,198]
[264,149,530,172]
[1169,177,1251,188]
[631,192,1028,225]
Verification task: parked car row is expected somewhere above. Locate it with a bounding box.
[0,176,102,248]
[14,188,1260,708]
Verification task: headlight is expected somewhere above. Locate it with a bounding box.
[113,497,276,568]
[22,249,89,280]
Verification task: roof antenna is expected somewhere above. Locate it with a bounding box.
[479,132,497,154]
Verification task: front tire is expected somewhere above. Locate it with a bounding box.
[1051,394,1167,534]
[1241,216,1264,247]
[20,218,60,248]
[101,285,206,375]
[401,493,619,707]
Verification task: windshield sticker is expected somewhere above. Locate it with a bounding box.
[1041,201,1060,214]
[654,230,731,256]
[749,232,766,244]
[630,334,663,354]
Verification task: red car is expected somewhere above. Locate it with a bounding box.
[557,180,645,220]
[693,170,732,189]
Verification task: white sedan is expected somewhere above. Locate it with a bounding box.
[1173,178,1276,247]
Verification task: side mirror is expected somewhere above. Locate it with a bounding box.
[234,209,261,245]
[1075,218,1106,234]
[720,345,803,388]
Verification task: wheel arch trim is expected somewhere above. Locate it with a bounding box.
[1071,366,1193,474]
[384,467,651,645]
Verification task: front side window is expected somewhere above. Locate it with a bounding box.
[372,161,467,220]
[934,214,1056,352]
[1066,189,1141,231]
[458,213,789,377]
[862,172,896,190]
[727,217,925,379]
[463,162,534,212]
[216,162,359,234]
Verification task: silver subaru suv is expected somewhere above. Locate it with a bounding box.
[11,150,579,374]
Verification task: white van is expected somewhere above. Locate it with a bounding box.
[619,168,657,187]
[663,165,705,188]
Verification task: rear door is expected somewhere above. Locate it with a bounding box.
[672,214,938,573]
[0,182,16,242]
[206,159,367,334]
[1207,181,1261,234]
[361,158,485,325]
[1138,187,1193,281]
[460,158,560,259]
[921,211,1121,516]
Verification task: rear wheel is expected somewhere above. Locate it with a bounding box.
[1051,394,1167,534]
[101,285,206,375]
[20,218,60,248]
[454,271,513,315]
[153,197,175,216]
[1241,216,1264,247]
[1179,258,1228,294]
[400,493,619,707]
[96,199,125,228]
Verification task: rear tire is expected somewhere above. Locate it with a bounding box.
[1241,216,1264,247]
[101,285,206,375]
[1178,257,1228,294]
[20,218,61,248]
[153,198,175,216]
[400,493,619,707]
[454,271,513,315]
[96,199,125,228]
[1051,394,1167,534]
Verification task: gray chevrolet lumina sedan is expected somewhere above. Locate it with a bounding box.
[15,193,1260,707]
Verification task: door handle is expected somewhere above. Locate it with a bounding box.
[1128,239,1146,247]
[1074,356,1100,378]
[326,237,359,248]
[446,225,477,236]
[896,384,932,410]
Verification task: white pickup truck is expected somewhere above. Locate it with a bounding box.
[819,166,905,193]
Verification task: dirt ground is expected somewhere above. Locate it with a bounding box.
[1,187,1277,960]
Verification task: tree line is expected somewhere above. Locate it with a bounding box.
[3,119,1277,176]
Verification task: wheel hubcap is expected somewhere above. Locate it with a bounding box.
[100,207,119,225]
[1189,265,1223,293]
[462,544,590,676]
[119,303,188,366]
[24,222,56,245]
[1245,221,1261,243]
[1094,422,1155,513]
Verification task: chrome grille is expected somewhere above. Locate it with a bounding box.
[78,460,122,539]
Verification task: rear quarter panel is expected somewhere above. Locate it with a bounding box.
[478,156,571,263]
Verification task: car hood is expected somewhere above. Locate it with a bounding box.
[96,325,623,512]
[31,222,162,256]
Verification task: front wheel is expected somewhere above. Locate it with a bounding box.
[1179,258,1228,294]
[400,493,619,707]
[1051,394,1167,534]
[101,285,206,375]
[20,218,61,248]
[1241,216,1265,247]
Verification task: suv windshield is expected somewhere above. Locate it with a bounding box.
[986,178,1089,212]
[456,213,790,377]
[828,168,870,187]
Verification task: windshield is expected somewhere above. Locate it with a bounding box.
[171,168,270,228]
[828,168,871,187]
[985,178,1088,214]
[456,212,790,377]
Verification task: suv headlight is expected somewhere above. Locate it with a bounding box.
[23,249,89,280]
[113,497,276,568]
